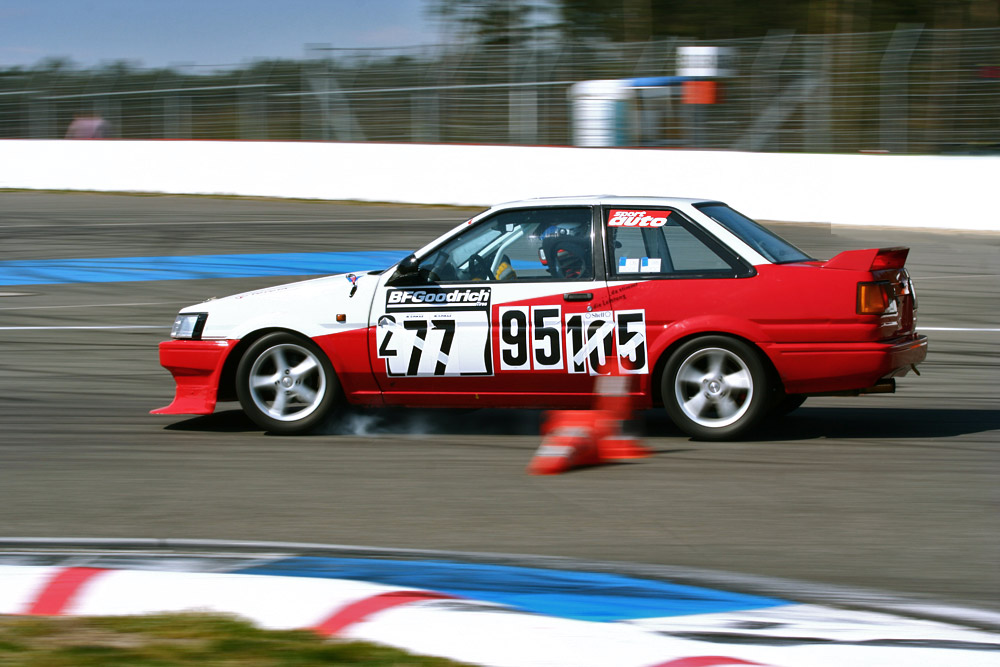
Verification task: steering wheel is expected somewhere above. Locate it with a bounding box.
[424,251,458,282]
[466,253,493,281]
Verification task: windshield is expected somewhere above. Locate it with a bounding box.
[696,203,813,264]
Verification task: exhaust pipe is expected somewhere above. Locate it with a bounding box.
[860,378,896,395]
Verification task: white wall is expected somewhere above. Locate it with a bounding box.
[2,140,998,231]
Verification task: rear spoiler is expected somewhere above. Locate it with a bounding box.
[821,247,910,271]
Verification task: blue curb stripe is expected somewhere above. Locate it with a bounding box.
[237,557,788,622]
[0,251,409,286]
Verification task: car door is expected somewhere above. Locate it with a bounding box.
[368,205,612,408]
[602,205,754,396]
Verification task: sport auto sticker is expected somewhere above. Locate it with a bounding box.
[377,287,493,377]
[608,209,672,227]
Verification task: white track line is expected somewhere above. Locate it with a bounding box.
[915,274,1000,280]
[2,324,996,333]
[920,327,1000,332]
[0,217,462,230]
[0,301,188,311]
[0,325,168,331]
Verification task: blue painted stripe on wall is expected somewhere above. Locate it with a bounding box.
[0,251,409,286]
[238,557,787,622]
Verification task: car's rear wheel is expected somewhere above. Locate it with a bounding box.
[662,336,770,440]
[236,332,340,434]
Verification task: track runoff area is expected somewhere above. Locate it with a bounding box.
[1,192,999,666]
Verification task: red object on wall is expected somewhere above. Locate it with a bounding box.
[682,80,719,105]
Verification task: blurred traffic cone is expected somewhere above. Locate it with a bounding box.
[599,434,651,460]
[528,376,651,474]
[528,410,602,475]
[594,375,651,461]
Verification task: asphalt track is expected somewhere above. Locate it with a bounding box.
[1,192,998,616]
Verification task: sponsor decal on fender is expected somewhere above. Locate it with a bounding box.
[387,287,491,308]
[608,209,672,228]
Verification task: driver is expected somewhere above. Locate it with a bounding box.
[539,222,592,280]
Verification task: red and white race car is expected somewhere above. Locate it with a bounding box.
[153,196,927,440]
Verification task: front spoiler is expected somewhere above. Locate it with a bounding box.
[150,339,238,415]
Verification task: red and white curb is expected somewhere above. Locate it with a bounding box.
[3,565,999,667]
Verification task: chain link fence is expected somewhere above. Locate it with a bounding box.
[1,27,998,153]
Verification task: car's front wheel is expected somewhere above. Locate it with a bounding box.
[662,336,770,440]
[236,332,340,434]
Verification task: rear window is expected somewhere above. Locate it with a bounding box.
[696,203,812,264]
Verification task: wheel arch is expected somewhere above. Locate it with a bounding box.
[217,327,320,403]
[650,331,784,408]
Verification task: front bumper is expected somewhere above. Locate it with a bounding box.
[768,333,928,394]
[150,339,238,415]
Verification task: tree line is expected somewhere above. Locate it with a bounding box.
[429,0,1000,44]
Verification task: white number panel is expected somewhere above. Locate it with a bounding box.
[378,287,493,377]
[615,309,648,374]
[379,288,647,379]
[499,307,531,371]
[499,306,565,371]
[501,306,648,376]
[566,310,648,375]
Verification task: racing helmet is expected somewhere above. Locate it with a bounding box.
[539,221,591,280]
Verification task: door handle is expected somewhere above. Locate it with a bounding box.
[563,292,593,302]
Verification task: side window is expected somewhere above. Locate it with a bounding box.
[415,207,594,283]
[607,208,738,278]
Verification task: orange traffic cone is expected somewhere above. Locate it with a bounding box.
[598,433,651,460]
[528,410,603,475]
[527,376,651,474]
[594,375,652,461]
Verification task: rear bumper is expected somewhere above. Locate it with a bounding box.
[768,333,928,394]
[150,339,238,415]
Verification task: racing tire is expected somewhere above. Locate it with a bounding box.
[662,336,770,441]
[236,332,341,435]
[770,393,807,417]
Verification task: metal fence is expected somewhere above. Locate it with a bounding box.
[1,26,998,153]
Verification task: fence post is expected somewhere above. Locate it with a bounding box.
[411,90,440,143]
[880,24,923,153]
[751,30,794,148]
[28,97,52,138]
[240,69,268,140]
[508,47,539,145]
[806,34,832,152]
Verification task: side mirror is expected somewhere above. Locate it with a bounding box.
[397,253,419,275]
[387,253,420,286]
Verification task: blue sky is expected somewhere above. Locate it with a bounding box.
[0,0,436,68]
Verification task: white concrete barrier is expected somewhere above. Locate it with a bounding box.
[2,140,998,231]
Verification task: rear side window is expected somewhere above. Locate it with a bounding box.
[606,208,745,278]
[696,203,812,264]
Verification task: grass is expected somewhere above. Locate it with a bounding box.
[0,614,475,666]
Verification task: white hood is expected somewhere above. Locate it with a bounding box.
[182,271,383,340]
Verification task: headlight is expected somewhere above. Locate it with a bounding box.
[171,312,208,339]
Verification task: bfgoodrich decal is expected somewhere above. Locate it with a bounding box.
[386,287,491,309]
[378,288,493,377]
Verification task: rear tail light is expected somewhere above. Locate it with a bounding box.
[857,281,892,314]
